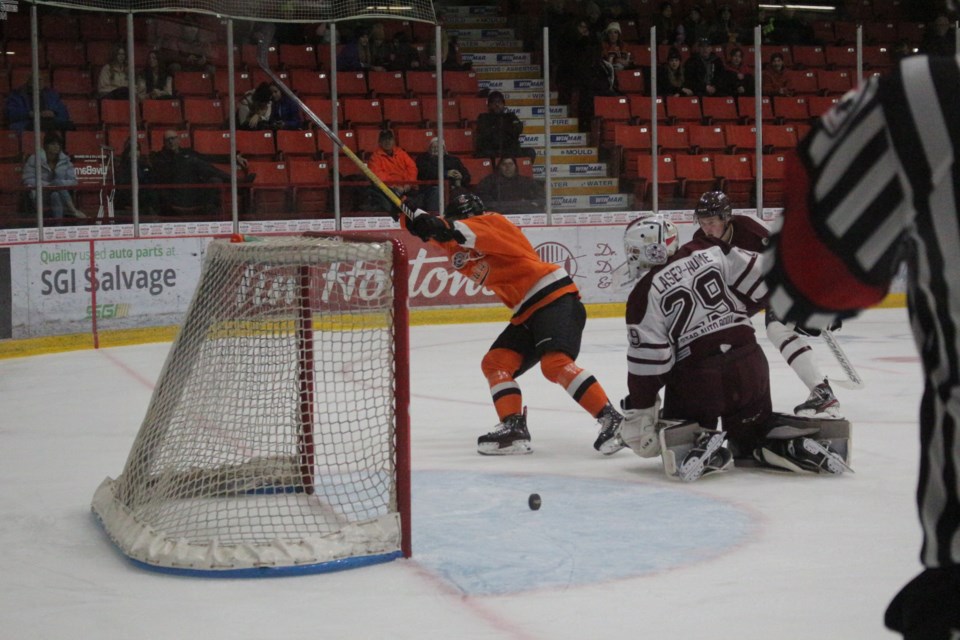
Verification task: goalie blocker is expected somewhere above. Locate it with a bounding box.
[654,413,852,482]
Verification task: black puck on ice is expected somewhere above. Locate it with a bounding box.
[528,493,541,511]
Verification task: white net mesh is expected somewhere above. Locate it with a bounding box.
[31,0,437,24]
[92,235,409,575]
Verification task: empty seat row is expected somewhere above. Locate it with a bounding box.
[610,122,810,156]
[626,153,789,207]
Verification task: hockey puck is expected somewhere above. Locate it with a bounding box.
[528,493,541,511]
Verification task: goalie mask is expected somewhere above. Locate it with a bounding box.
[443,193,485,221]
[694,190,732,222]
[624,215,679,280]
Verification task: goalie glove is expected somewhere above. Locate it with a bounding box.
[620,396,662,458]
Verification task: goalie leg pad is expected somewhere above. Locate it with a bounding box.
[767,412,853,467]
[621,397,662,458]
[659,421,734,482]
[754,413,853,474]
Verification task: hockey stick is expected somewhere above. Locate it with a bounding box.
[821,329,864,390]
[255,42,418,221]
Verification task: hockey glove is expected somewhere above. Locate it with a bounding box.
[408,211,465,244]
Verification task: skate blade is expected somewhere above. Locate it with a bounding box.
[801,439,853,474]
[597,435,626,456]
[678,433,726,482]
[477,440,533,456]
[795,405,844,419]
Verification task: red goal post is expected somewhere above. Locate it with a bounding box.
[92,234,410,576]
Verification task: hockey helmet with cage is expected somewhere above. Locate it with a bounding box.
[694,190,733,222]
[443,193,485,221]
[623,215,679,280]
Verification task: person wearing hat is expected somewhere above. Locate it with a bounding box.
[657,47,693,96]
[601,21,632,71]
[683,37,723,96]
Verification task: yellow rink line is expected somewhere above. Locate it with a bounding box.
[0,295,908,361]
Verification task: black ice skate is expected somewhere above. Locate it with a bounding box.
[677,431,733,482]
[755,436,851,474]
[794,379,841,418]
[593,403,626,455]
[477,409,532,455]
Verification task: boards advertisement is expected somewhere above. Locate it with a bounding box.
[9,237,208,338]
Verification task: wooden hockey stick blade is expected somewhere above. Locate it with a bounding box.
[256,42,416,221]
[821,329,864,390]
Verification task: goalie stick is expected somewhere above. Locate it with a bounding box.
[256,42,418,221]
[821,328,864,390]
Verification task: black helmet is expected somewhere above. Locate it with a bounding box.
[443,193,485,221]
[694,190,732,222]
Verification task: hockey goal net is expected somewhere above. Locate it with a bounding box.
[92,235,410,576]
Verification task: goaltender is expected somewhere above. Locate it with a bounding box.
[617,214,850,481]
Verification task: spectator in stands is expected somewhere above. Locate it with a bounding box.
[22,131,85,219]
[415,138,471,212]
[761,52,794,97]
[708,4,740,45]
[555,19,596,108]
[149,129,253,215]
[98,44,130,99]
[719,46,753,97]
[474,156,545,214]
[766,7,814,46]
[368,22,392,71]
[264,83,303,130]
[114,137,157,214]
[921,14,956,57]
[5,74,73,134]
[652,2,677,45]
[682,5,710,45]
[429,29,472,71]
[237,82,273,130]
[600,22,632,71]
[683,37,723,96]
[337,27,375,71]
[475,91,534,160]
[657,47,693,96]
[159,18,215,73]
[383,31,422,71]
[136,50,173,100]
[363,129,417,212]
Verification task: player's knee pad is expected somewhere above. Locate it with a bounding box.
[539,351,580,386]
[481,348,523,383]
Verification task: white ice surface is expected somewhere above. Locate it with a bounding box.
[0,308,924,639]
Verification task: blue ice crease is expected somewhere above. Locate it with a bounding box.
[411,470,752,596]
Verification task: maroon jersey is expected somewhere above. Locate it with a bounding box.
[692,214,771,254]
[626,235,767,409]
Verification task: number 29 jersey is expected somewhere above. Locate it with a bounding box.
[626,236,768,390]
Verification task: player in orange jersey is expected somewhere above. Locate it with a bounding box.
[403,192,624,455]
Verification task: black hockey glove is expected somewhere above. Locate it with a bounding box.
[408,212,464,243]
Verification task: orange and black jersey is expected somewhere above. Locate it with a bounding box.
[403,212,579,324]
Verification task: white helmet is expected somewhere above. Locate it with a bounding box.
[623,215,679,280]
